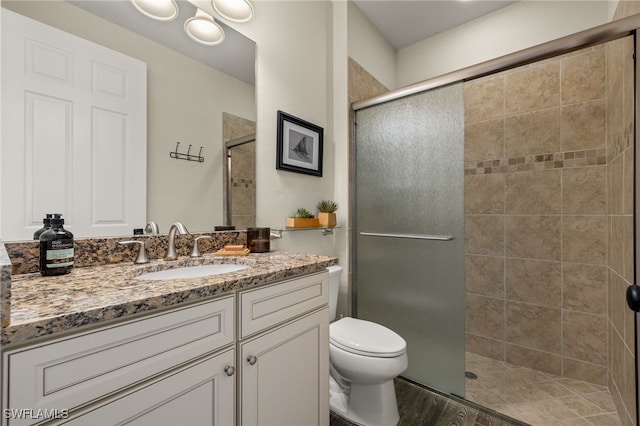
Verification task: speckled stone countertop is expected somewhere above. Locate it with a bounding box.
[2,251,338,346]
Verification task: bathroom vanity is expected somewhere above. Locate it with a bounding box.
[1,249,336,425]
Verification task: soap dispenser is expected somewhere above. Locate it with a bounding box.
[33,213,53,240]
[39,213,74,276]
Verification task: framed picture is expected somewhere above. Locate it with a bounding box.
[276,110,323,177]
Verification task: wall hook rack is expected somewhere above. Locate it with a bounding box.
[170,142,204,162]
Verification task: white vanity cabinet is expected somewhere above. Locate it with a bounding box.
[237,271,330,426]
[2,296,235,426]
[2,270,331,426]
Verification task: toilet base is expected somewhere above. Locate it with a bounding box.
[329,375,400,426]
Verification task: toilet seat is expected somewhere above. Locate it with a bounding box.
[330,317,406,358]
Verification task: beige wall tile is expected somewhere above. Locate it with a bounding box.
[466,294,505,340]
[562,358,607,387]
[623,147,634,215]
[504,108,561,157]
[464,75,504,123]
[610,154,624,214]
[561,45,606,104]
[562,262,607,315]
[506,169,561,214]
[465,215,504,256]
[505,215,561,260]
[563,310,607,365]
[562,166,606,215]
[506,301,561,353]
[609,272,627,347]
[466,254,504,297]
[610,329,626,414]
[465,333,505,361]
[624,347,637,422]
[622,215,633,283]
[465,174,505,214]
[561,99,607,152]
[506,258,561,307]
[562,215,606,264]
[610,215,626,276]
[348,57,389,103]
[506,344,562,376]
[464,119,505,161]
[505,61,560,114]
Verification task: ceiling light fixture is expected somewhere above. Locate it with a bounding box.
[211,0,254,23]
[129,0,179,22]
[184,9,225,46]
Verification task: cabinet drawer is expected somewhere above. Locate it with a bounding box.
[239,271,328,339]
[4,296,234,425]
[61,348,235,426]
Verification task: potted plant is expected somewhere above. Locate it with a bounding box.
[316,200,338,227]
[286,208,320,228]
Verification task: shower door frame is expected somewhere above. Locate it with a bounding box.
[350,13,640,425]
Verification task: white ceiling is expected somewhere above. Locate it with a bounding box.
[353,0,519,49]
[68,0,256,85]
[67,0,518,85]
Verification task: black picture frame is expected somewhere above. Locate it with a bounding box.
[276,110,323,177]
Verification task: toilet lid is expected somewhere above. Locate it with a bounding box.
[330,317,406,358]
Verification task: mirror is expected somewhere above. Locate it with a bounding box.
[1,0,256,239]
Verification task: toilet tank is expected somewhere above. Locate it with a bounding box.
[327,265,342,321]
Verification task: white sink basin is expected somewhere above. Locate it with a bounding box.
[135,264,248,281]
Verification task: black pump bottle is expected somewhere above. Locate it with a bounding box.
[39,213,74,276]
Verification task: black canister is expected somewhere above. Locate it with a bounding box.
[39,213,74,276]
[33,213,53,240]
[246,227,270,253]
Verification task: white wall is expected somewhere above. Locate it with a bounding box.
[397,1,610,87]
[347,1,396,90]
[212,0,339,256]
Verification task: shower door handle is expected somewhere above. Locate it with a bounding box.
[359,232,454,241]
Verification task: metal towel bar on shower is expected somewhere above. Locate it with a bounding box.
[359,232,454,241]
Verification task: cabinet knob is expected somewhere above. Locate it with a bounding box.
[246,355,257,365]
[224,365,235,376]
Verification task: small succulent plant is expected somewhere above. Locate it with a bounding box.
[316,200,338,213]
[293,208,315,218]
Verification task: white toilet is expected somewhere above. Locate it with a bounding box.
[327,266,408,426]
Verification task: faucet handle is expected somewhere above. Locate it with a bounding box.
[191,235,212,258]
[145,221,159,234]
[119,240,150,264]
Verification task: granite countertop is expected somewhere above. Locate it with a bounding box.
[1,251,338,346]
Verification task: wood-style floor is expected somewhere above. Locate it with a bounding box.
[330,377,528,426]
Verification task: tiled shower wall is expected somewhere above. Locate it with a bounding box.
[464,46,610,383]
[464,39,636,424]
[607,35,636,426]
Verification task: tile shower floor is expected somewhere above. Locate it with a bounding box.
[465,352,623,425]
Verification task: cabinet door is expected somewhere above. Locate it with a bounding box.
[239,308,329,426]
[62,348,235,426]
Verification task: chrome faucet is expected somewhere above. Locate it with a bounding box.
[191,235,212,258]
[145,221,159,234]
[119,240,150,264]
[165,222,189,260]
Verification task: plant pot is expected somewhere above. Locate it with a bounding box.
[286,217,320,228]
[317,212,336,227]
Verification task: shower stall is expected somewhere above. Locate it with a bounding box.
[352,16,638,425]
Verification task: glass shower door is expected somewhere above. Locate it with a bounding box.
[354,83,465,397]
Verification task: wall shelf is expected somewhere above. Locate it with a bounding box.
[270,227,340,239]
